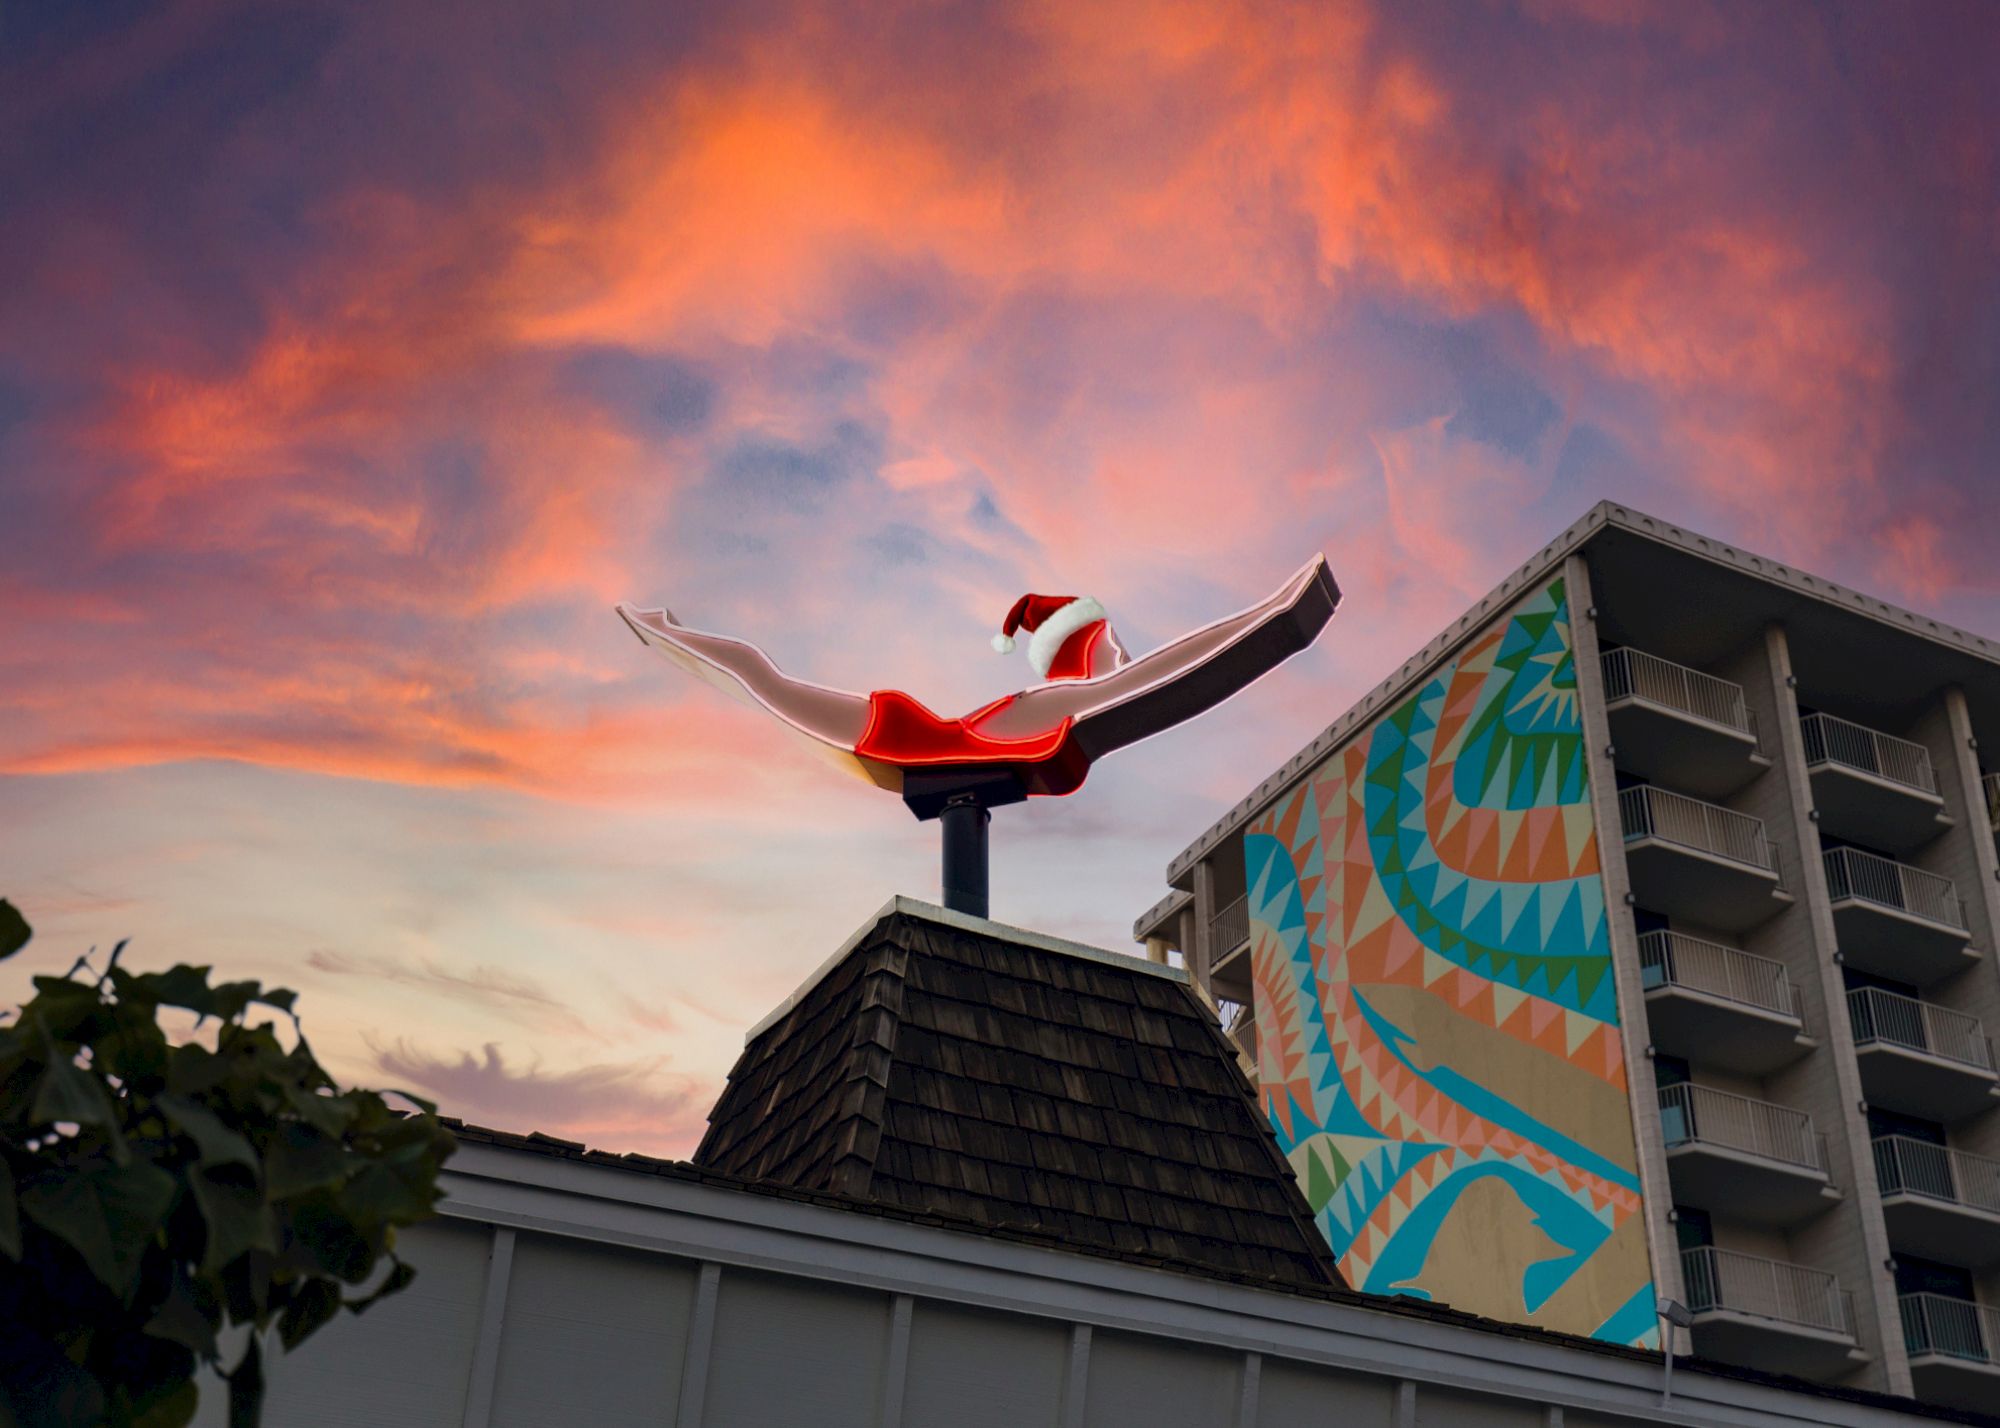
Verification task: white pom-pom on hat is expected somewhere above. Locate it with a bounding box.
[991,632,1016,654]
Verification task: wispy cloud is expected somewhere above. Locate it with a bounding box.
[305,947,587,1033]
[369,1038,710,1156]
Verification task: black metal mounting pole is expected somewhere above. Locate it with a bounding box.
[903,768,1023,919]
[939,793,991,918]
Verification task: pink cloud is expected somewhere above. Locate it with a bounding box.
[369,1038,710,1157]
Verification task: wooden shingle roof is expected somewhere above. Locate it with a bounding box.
[694,898,1342,1288]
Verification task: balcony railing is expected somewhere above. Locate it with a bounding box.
[1601,648,1756,738]
[1848,987,1993,1070]
[1209,895,1250,959]
[1874,1136,2000,1216]
[1682,1247,1851,1334]
[1638,930,1796,1017]
[1902,1293,2000,1365]
[1658,1083,1824,1172]
[1619,786,1780,875]
[1800,712,1937,794]
[1984,772,2000,831]
[1821,847,1967,931]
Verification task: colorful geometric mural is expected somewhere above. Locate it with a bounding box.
[1247,576,1659,1346]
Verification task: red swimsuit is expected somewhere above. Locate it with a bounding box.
[851,619,1110,796]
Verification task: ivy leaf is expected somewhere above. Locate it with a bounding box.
[208,981,264,1024]
[264,1124,350,1199]
[188,1168,276,1276]
[130,1378,199,1428]
[286,1084,356,1138]
[160,1094,258,1173]
[25,977,104,1041]
[282,1191,375,1282]
[29,1046,118,1129]
[343,1257,416,1314]
[19,1157,176,1296]
[277,1277,342,1350]
[29,1038,128,1164]
[91,1000,171,1087]
[0,898,29,959]
[165,1042,231,1098]
[142,1266,221,1359]
[130,965,218,1019]
[341,1160,438,1226]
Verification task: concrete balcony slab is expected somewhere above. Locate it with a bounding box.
[1854,1041,2000,1122]
[1623,839,1791,932]
[1688,1313,1865,1381]
[1809,762,1951,853]
[1643,985,1814,1076]
[1908,1354,2000,1414]
[1880,1193,2000,1268]
[1830,900,1977,984]
[1606,697,1768,799]
[1665,1142,1840,1227]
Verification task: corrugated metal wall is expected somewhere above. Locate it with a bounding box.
[182,1217,1726,1428]
[182,1147,1948,1428]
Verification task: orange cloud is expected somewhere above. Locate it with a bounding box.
[15,0,1982,807]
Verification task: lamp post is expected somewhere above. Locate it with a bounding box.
[1656,1297,1694,1406]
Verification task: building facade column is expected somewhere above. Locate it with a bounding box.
[1753,623,1911,1396]
[1562,553,1685,1313]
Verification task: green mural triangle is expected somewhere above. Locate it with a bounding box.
[1304,1146,1336,1211]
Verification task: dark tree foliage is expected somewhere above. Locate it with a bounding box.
[0,899,457,1427]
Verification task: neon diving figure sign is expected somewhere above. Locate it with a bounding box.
[618,556,1340,916]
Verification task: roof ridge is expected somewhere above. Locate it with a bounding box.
[751,895,1187,1045]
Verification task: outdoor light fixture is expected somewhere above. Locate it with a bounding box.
[1656,1298,1695,1405]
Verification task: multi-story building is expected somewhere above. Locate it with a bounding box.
[1135,501,2000,1411]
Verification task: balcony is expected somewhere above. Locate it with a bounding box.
[1848,988,1999,1120]
[1681,1247,1859,1378]
[1208,895,1252,1000]
[1618,787,1790,930]
[1209,894,1249,959]
[1600,648,1768,797]
[1902,1294,2000,1410]
[1658,1083,1837,1226]
[1874,1137,2000,1266]
[1638,931,1812,1074]
[1801,713,1949,852]
[1823,848,1974,984]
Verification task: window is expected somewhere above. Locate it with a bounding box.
[1869,1107,1947,1147]
[1895,1255,1974,1301]
[1844,966,1918,999]
[1673,1206,1713,1252]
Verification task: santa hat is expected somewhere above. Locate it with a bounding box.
[992,592,1110,679]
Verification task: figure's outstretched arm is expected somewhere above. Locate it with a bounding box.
[615,605,872,751]
[978,555,1340,753]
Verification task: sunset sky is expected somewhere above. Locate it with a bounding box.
[3,0,1996,1156]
